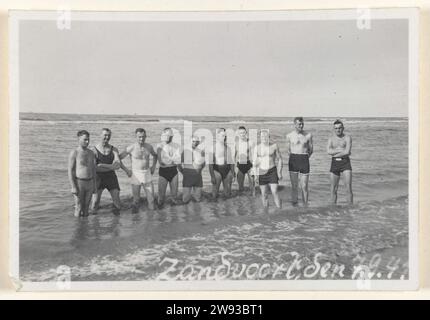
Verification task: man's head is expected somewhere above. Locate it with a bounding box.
[260,129,270,144]
[101,128,111,144]
[135,128,147,144]
[294,117,304,132]
[161,127,173,143]
[77,130,90,148]
[216,128,227,143]
[191,135,201,149]
[237,126,247,140]
[333,119,344,137]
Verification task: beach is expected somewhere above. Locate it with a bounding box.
[18,113,409,281]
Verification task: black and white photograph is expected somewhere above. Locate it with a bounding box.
[9,9,419,290]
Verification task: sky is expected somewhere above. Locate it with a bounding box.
[18,18,409,117]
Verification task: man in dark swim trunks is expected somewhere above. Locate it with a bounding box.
[156,128,181,207]
[327,119,353,204]
[235,126,255,196]
[90,128,124,215]
[286,117,313,206]
[178,136,206,203]
[253,130,283,208]
[209,128,235,199]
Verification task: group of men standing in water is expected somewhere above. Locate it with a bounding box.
[68,117,353,217]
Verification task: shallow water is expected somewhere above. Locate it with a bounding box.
[19,114,409,281]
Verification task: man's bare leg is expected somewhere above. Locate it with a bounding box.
[222,172,233,197]
[289,172,299,205]
[270,183,281,208]
[109,189,121,215]
[260,185,269,208]
[300,174,310,206]
[343,170,353,204]
[212,171,222,199]
[237,170,245,192]
[329,173,340,204]
[91,189,103,212]
[183,187,192,204]
[194,187,202,202]
[248,174,256,196]
[82,186,93,217]
[169,175,179,203]
[131,184,141,213]
[73,194,81,217]
[143,183,155,210]
[158,176,168,206]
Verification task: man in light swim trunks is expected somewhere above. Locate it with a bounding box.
[234,126,255,196]
[286,117,313,206]
[209,128,235,199]
[178,135,206,204]
[253,130,283,208]
[120,128,158,212]
[327,119,353,204]
[68,130,97,217]
[90,128,123,215]
[156,128,181,207]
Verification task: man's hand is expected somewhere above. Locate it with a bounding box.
[150,167,155,175]
[112,162,121,170]
[126,169,133,177]
[71,186,78,195]
[211,176,216,185]
[278,171,283,180]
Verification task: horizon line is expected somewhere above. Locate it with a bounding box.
[19,111,408,118]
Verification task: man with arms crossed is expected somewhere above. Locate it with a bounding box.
[327,119,353,204]
[235,126,256,196]
[68,130,97,217]
[253,130,283,208]
[91,128,124,215]
[209,128,235,199]
[156,128,181,207]
[286,117,313,206]
[178,136,206,203]
[120,128,158,212]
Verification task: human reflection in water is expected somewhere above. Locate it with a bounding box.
[70,215,121,247]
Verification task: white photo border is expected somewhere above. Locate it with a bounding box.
[8,8,419,291]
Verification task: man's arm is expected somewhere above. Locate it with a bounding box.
[177,151,184,173]
[92,152,97,192]
[119,145,132,176]
[333,136,352,157]
[208,152,215,184]
[308,133,314,157]
[150,145,158,174]
[68,150,78,194]
[286,134,291,156]
[199,150,206,174]
[275,144,283,179]
[327,137,338,155]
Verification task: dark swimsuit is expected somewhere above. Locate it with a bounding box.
[213,164,232,180]
[330,156,352,176]
[95,146,120,191]
[159,166,178,182]
[288,154,310,174]
[258,166,279,185]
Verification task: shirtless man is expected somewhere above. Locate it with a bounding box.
[120,128,158,212]
[209,128,235,198]
[235,126,255,196]
[286,117,313,206]
[178,136,206,203]
[253,130,283,208]
[156,128,181,207]
[327,119,353,204]
[90,128,123,215]
[68,130,97,217]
